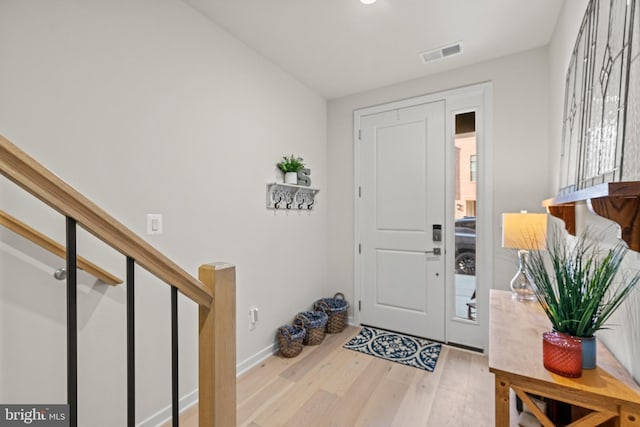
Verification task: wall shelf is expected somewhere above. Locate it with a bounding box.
[266,183,319,210]
[542,181,640,251]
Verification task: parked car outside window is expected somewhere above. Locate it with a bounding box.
[455,217,476,275]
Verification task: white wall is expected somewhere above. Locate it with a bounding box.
[327,47,551,314]
[0,0,328,424]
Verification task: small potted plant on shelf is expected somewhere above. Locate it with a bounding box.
[277,154,304,185]
[526,228,640,377]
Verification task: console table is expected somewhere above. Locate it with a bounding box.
[489,289,640,426]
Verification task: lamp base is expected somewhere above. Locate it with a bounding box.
[511,250,536,301]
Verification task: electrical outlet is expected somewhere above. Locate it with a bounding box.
[249,307,259,331]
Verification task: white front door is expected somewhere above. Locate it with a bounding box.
[358,100,446,341]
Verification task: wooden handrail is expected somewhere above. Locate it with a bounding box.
[1,210,123,285]
[0,135,212,307]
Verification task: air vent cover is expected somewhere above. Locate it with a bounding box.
[419,41,464,64]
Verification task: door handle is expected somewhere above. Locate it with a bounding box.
[424,248,442,255]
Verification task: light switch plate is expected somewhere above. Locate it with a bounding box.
[146,214,163,235]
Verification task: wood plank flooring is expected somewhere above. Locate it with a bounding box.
[163,326,496,426]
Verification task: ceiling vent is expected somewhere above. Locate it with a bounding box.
[419,41,463,64]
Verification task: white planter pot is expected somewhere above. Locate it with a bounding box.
[284,172,298,184]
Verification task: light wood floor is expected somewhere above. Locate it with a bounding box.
[165,326,496,426]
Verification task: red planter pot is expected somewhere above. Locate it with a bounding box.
[542,330,582,378]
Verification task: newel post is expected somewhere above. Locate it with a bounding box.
[198,263,236,427]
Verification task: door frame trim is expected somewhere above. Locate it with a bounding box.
[353,82,493,350]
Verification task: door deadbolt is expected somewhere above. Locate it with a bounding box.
[432,224,442,242]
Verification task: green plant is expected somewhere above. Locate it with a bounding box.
[526,229,640,338]
[277,154,305,173]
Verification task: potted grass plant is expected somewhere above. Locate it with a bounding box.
[277,154,305,185]
[526,229,640,375]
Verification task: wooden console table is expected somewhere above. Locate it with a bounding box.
[489,289,640,426]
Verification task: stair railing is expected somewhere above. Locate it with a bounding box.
[0,209,123,285]
[0,135,236,427]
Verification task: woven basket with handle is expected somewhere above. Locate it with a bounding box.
[294,311,328,345]
[277,325,305,358]
[314,292,349,334]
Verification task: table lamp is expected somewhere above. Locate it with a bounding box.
[502,211,548,301]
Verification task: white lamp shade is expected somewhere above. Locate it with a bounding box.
[502,212,548,250]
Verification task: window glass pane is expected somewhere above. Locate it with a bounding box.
[453,112,477,321]
[470,155,477,182]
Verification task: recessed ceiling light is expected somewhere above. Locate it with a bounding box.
[360,0,377,4]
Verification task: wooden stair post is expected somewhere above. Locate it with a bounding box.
[198,263,236,427]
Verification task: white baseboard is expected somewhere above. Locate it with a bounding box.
[139,343,280,426]
[138,389,198,427]
[236,342,278,376]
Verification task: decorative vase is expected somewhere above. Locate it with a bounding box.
[542,330,582,378]
[580,336,596,369]
[284,172,298,184]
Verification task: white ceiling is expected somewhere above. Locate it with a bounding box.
[183,0,564,99]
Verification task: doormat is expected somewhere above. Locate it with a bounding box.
[343,326,442,372]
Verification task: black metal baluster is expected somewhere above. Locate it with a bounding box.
[171,286,179,427]
[127,257,135,427]
[66,217,77,427]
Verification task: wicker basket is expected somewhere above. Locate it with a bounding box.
[314,292,349,334]
[277,325,305,358]
[294,311,328,345]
